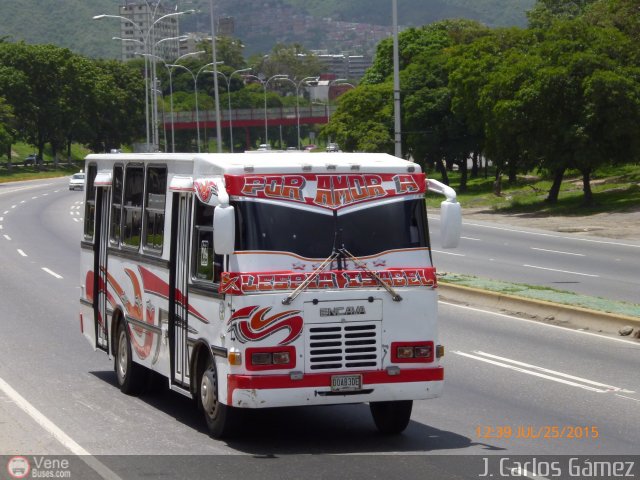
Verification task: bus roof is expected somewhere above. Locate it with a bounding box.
[85,152,422,176]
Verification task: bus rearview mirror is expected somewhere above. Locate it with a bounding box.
[214,205,236,255]
[440,200,461,249]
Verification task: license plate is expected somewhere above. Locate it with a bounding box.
[331,374,362,392]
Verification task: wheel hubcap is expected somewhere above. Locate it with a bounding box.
[117,329,128,383]
[201,368,218,419]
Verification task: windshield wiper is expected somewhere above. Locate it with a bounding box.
[339,247,403,302]
[282,250,339,305]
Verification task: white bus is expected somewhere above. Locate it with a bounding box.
[79,152,461,438]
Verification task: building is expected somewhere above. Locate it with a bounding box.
[118,2,181,62]
[178,32,209,58]
[313,52,373,81]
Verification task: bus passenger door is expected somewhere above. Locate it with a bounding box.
[169,193,191,388]
[93,186,110,353]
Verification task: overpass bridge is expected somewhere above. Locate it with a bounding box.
[164,105,337,148]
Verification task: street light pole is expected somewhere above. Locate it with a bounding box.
[94,9,194,151]
[141,50,204,153]
[170,64,200,152]
[296,76,318,150]
[263,74,288,146]
[209,0,223,153]
[226,68,252,152]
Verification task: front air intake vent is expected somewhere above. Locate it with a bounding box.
[305,322,380,371]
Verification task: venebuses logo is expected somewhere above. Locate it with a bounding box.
[7,456,30,479]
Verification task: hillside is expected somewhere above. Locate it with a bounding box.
[0,0,535,58]
[282,0,535,28]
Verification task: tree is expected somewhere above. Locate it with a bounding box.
[527,0,599,28]
[251,43,322,82]
[0,96,14,161]
[321,84,393,153]
[199,36,247,71]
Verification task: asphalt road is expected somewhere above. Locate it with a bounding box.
[1,178,639,479]
[429,214,640,304]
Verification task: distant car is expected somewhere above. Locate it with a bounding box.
[23,154,43,166]
[69,172,85,191]
[326,143,340,152]
[304,144,317,151]
[257,144,272,151]
[286,147,298,151]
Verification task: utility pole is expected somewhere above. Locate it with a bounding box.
[392,0,402,158]
[210,0,223,152]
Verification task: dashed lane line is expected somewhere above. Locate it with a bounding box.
[523,264,599,278]
[42,268,63,279]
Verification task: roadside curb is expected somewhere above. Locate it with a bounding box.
[437,282,640,336]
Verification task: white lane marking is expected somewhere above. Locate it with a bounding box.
[0,184,52,196]
[531,247,585,257]
[452,351,607,392]
[3,210,8,214]
[20,200,25,204]
[439,301,640,346]
[461,236,482,241]
[3,234,10,241]
[523,264,599,277]
[616,394,640,403]
[11,205,16,209]
[474,351,633,393]
[463,221,640,249]
[73,218,80,223]
[0,376,123,480]
[17,249,27,257]
[32,196,38,199]
[42,268,63,279]
[0,225,3,230]
[0,216,4,221]
[433,250,466,257]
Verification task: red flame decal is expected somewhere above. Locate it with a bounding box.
[228,306,303,345]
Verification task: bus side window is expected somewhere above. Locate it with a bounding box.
[122,165,144,248]
[192,202,222,284]
[110,165,123,245]
[83,164,97,240]
[143,166,167,253]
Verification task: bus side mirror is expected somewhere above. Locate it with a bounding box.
[214,205,236,255]
[440,200,461,249]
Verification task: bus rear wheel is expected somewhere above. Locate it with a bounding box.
[114,321,148,395]
[370,400,413,434]
[198,356,237,439]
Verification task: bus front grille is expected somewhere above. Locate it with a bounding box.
[305,322,380,371]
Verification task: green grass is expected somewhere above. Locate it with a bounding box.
[439,272,640,317]
[426,163,640,216]
[1,142,87,183]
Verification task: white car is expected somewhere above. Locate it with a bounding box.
[69,172,85,191]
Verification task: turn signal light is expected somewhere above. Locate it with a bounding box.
[391,341,434,363]
[228,350,242,366]
[246,346,295,371]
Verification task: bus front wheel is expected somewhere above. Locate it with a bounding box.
[198,356,237,438]
[370,400,413,434]
[114,321,148,394]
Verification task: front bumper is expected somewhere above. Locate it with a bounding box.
[227,367,443,408]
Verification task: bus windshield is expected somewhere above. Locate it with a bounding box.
[233,198,429,259]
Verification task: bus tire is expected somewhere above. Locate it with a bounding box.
[370,400,413,434]
[114,321,148,395]
[198,356,236,439]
